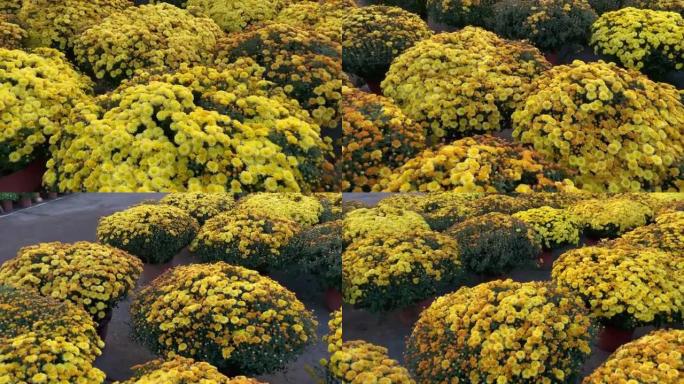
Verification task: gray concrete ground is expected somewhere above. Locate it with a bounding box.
[341,193,663,383]
[0,193,328,384]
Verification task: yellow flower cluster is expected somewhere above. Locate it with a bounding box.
[215,22,343,131]
[314,192,343,221]
[0,47,92,174]
[18,0,132,50]
[406,280,594,384]
[131,262,317,375]
[189,211,300,270]
[236,193,323,227]
[613,210,684,257]
[590,7,684,74]
[0,15,25,49]
[45,60,331,192]
[583,329,683,383]
[188,0,283,32]
[116,357,266,384]
[0,241,142,320]
[382,27,551,139]
[324,309,343,355]
[512,60,684,192]
[343,230,461,311]
[0,285,106,384]
[97,204,199,264]
[159,193,235,224]
[631,0,684,14]
[275,0,355,42]
[552,246,683,327]
[372,135,576,193]
[378,192,481,230]
[73,4,223,82]
[0,0,21,16]
[426,0,494,27]
[521,0,597,51]
[328,340,416,384]
[513,206,581,249]
[341,86,426,192]
[342,5,432,79]
[569,198,653,236]
[342,205,430,242]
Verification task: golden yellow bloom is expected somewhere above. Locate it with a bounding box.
[236,193,323,227]
[188,0,284,32]
[159,193,235,224]
[569,198,653,237]
[115,356,266,384]
[0,14,26,49]
[513,206,581,248]
[342,205,430,242]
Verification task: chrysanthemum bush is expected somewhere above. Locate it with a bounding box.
[367,0,428,17]
[18,0,132,50]
[73,3,222,83]
[569,198,653,237]
[0,285,106,384]
[275,0,354,42]
[286,220,342,291]
[446,212,541,275]
[341,86,426,192]
[214,22,343,132]
[513,206,581,249]
[235,193,323,227]
[583,329,683,383]
[512,60,684,192]
[0,47,92,175]
[590,7,684,77]
[342,5,432,80]
[187,0,283,32]
[0,241,142,321]
[342,205,430,242]
[588,0,684,15]
[378,192,481,230]
[116,357,265,384]
[314,192,343,222]
[189,211,300,270]
[612,210,684,257]
[97,204,199,264]
[552,246,683,329]
[0,14,25,49]
[487,0,598,52]
[373,135,576,193]
[426,0,495,28]
[45,60,332,192]
[382,27,551,140]
[131,262,317,375]
[159,193,235,225]
[343,230,462,311]
[406,280,595,384]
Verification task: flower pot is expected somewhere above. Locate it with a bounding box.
[0,200,12,214]
[398,306,419,327]
[18,196,32,209]
[597,325,634,352]
[364,79,383,95]
[584,237,601,246]
[96,308,114,341]
[544,51,560,66]
[324,288,343,312]
[0,158,47,192]
[538,250,554,269]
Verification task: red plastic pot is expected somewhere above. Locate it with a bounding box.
[0,159,47,192]
[584,237,601,246]
[538,250,554,269]
[364,79,383,95]
[17,196,32,209]
[324,288,343,312]
[397,296,435,327]
[544,51,560,66]
[1,200,12,214]
[96,308,114,341]
[597,325,634,352]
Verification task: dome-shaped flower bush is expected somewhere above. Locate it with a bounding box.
[159,192,235,225]
[367,0,428,16]
[0,241,142,321]
[342,5,432,80]
[187,0,283,32]
[45,60,332,192]
[513,206,581,249]
[342,205,430,242]
[512,60,684,192]
[373,135,576,193]
[341,86,426,192]
[116,357,265,384]
[343,230,462,311]
[97,204,199,264]
[73,3,222,83]
[215,22,343,131]
[487,0,598,52]
[378,192,481,230]
[235,192,323,227]
[447,212,541,275]
[583,329,683,383]
[612,210,684,258]
[189,211,300,270]
[590,7,684,77]
[382,27,551,140]
[569,198,653,237]
[0,285,106,384]
[426,0,496,28]
[275,0,355,42]
[0,48,92,175]
[406,280,594,383]
[590,0,684,15]
[18,0,132,50]
[131,262,317,375]
[286,220,342,291]
[552,246,683,328]
[0,15,25,49]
